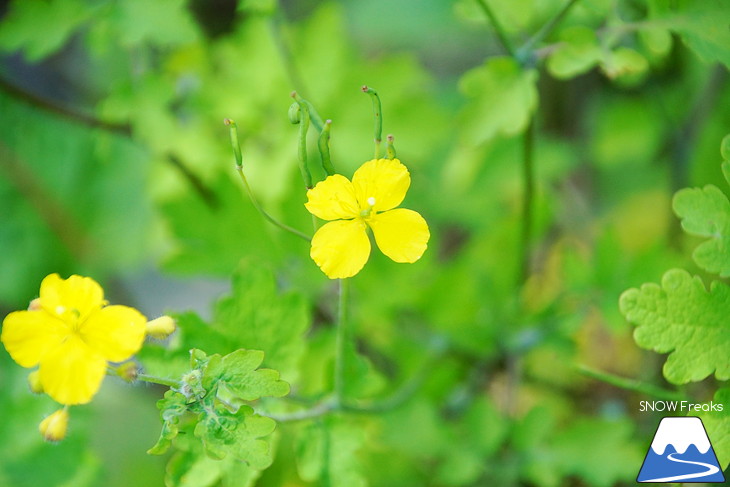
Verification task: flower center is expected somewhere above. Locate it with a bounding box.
[55,306,83,333]
[360,196,377,218]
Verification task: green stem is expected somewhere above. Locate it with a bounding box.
[519,0,582,57]
[575,365,688,402]
[473,0,517,57]
[361,86,383,158]
[335,278,350,403]
[269,3,308,94]
[136,373,181,389]
[520,118,535,282]
[291,92,314,189]
[225,119,312,242]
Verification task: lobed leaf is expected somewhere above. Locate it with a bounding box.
[458,57,538,146]
[673,185,730,276]
[619,269,730,384]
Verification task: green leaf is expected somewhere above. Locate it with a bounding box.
[213,262,310,382]
[0,0,92,60]
[550,418,641,487]
[296,419,368,487]
[194,405,276,468]
[722,134,730,162]
[148,390,189,455]
[104,0,199,47]
[459,57,538,146]
[165,443,263,487]
[600,47,649,80]
[202,349,290,402]
[619,269,730,384]
[649,0,730,68]
[547,26,602,79]
[161,174,284,275]
[673,185,730,276]
[698,388,730,470]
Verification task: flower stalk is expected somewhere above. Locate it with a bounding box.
[334,278,350,403]
[224,119,311,242]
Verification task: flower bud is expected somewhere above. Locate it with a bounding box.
[28,370,44,394]
[116,362,139,382]
[27,298,41,311]
[146,316,176,340]
[39,408,69,442]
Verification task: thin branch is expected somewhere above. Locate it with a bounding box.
[0,76,218,208]
[473,0,517,57]
[576,364,688,402]
[0,142,93,261]
[0,76,131,136]
[519,0,582,56]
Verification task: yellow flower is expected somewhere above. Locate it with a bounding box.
[39,407,69,442]
[1,274,147,405]
[305,158,430,279]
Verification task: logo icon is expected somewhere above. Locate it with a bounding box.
[637,417,726,483]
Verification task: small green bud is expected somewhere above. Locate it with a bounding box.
[288,102,301,124]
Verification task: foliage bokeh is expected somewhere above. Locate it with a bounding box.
[0,0,729,486]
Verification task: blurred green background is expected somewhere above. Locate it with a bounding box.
[0,0,728,486]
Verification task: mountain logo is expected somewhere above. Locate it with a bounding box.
[637,417,726,483]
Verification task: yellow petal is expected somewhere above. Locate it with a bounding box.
[305,174,360,221]
[39,335,107,405]
[80,305,147,362]
[40,274,105,322]
[310,219,371,279]
[369,208,430,263]
[352,158,410,212]
[1,310,68,368]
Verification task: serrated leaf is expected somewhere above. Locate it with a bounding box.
[149,390,189,455]
[673,185,730,276]
[547,26,602,79]
[459,57,538,146]
[619,269,730,383]
[194,405,276,468]
[203,349,290,401]
[214,262,310,381]
[698,388,730,470]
